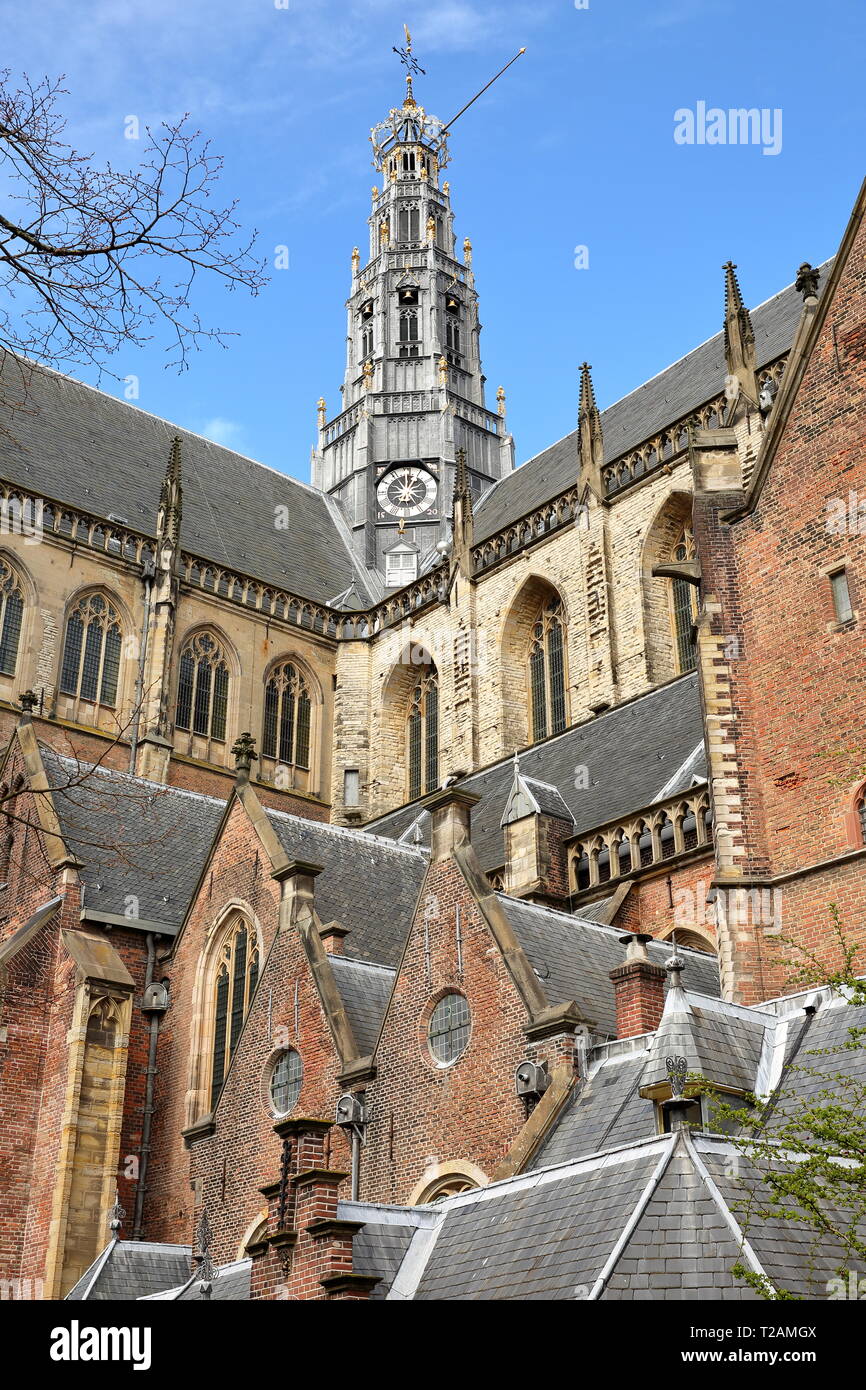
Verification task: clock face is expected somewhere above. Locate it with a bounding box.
[377,466,437,518]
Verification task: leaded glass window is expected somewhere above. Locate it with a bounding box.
[269,1049,303,1116]
[408,665,438,800]
[428,993,471,1066]
[59,593,122,706]
[670,526,699,673]
[176,632,229,741]
[529,597,567,741]
[859,795,866,847]
[263,662,311,768]
[210,921,259,1109]
[0,560,24,677]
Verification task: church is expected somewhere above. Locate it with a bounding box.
[0,62,864,1301]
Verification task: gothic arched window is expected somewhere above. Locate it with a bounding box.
[408,665,439,800]
[856,786,866,846]
[210,919,259,1109]
[397,204,420,244]
[176,632,229,741]
[0,559,25,677]
[59,592,122,706]
[263,662,311,768]
[529,596,567,741]
[670,525,699,673]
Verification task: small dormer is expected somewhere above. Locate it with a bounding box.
[384,541,419,588]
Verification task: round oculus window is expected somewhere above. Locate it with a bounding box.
[427,993,471,1066]
[269,1049,302,1116]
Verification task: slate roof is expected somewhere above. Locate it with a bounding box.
[329,955,396,1055]
[473,261,834,544]
[534,1043,654,1167]
[0,354,373,606]
[496,897,721,1036]
[41,748,225,932]
[368,674,706,872]
[639,985,774,1095]
[265,809,427,968]
[379,1126,862,1300]
[351,1220,420,1300]
[65,1241,192,1301]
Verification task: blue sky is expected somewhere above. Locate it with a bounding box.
[5,0,865,477]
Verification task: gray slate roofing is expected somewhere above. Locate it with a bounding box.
[329,955,395,1054]
[42,749,226,931]
[369,674,706,872]
[473,261,833,544]
[352,1221,419,1300]
[385,1126,862,1300]
[173,1259,251,1301]
[534,1046,654,1168]
[65,1241,192,1301]
[497,897,721,1036]
[0,354,372,606]
[640,986,773,1094]
[266,810,427,967]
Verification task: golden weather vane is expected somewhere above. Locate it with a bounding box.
[393,24,426,80]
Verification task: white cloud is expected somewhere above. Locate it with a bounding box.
[200,416,245,449]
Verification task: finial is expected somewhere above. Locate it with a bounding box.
[231,731,257,784]
[351,246,360,275]
[109,1191,126,1235]
[496,385,506,416]
[454,446,470,500]
[578,362,597,413]
[380,219,390,246]
[18,689,38,723]
[438,355,449,386]
[426,214,436,244]
[665,952,685,989]
[795,261,820,301]
[317,397,327,429]
[443,180,450,196]
[463,236,472,267]
[665,1055,688,1098]
[371,185,378,202]
[363,359,375,391]
[158,435,183,548]
[393,24,424,106]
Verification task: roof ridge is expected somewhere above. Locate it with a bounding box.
[265,805,427,856]
[42,748,227,808]
[495,892,717,960]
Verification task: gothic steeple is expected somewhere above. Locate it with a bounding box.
[311,47,513,586]
[722,261,758,406]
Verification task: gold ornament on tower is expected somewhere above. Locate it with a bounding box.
[317,397,327,428]
[363,360,375,391]
[438,355,448,385]
[426,215,436,244]
[351,247,360,275]
[496,386,506,416]
[463,236,472,267]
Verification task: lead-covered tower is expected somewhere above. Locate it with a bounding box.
[311,72,514,586]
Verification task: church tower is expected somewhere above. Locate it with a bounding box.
[311,56,514,586]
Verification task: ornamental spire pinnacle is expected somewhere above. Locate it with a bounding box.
[157,435,183,548]
[393,24,425,107]
[578,362,604,494]
[722,261,758,405]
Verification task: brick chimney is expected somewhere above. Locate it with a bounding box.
[609,933,666,1038]
[250,1117,378,1301]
